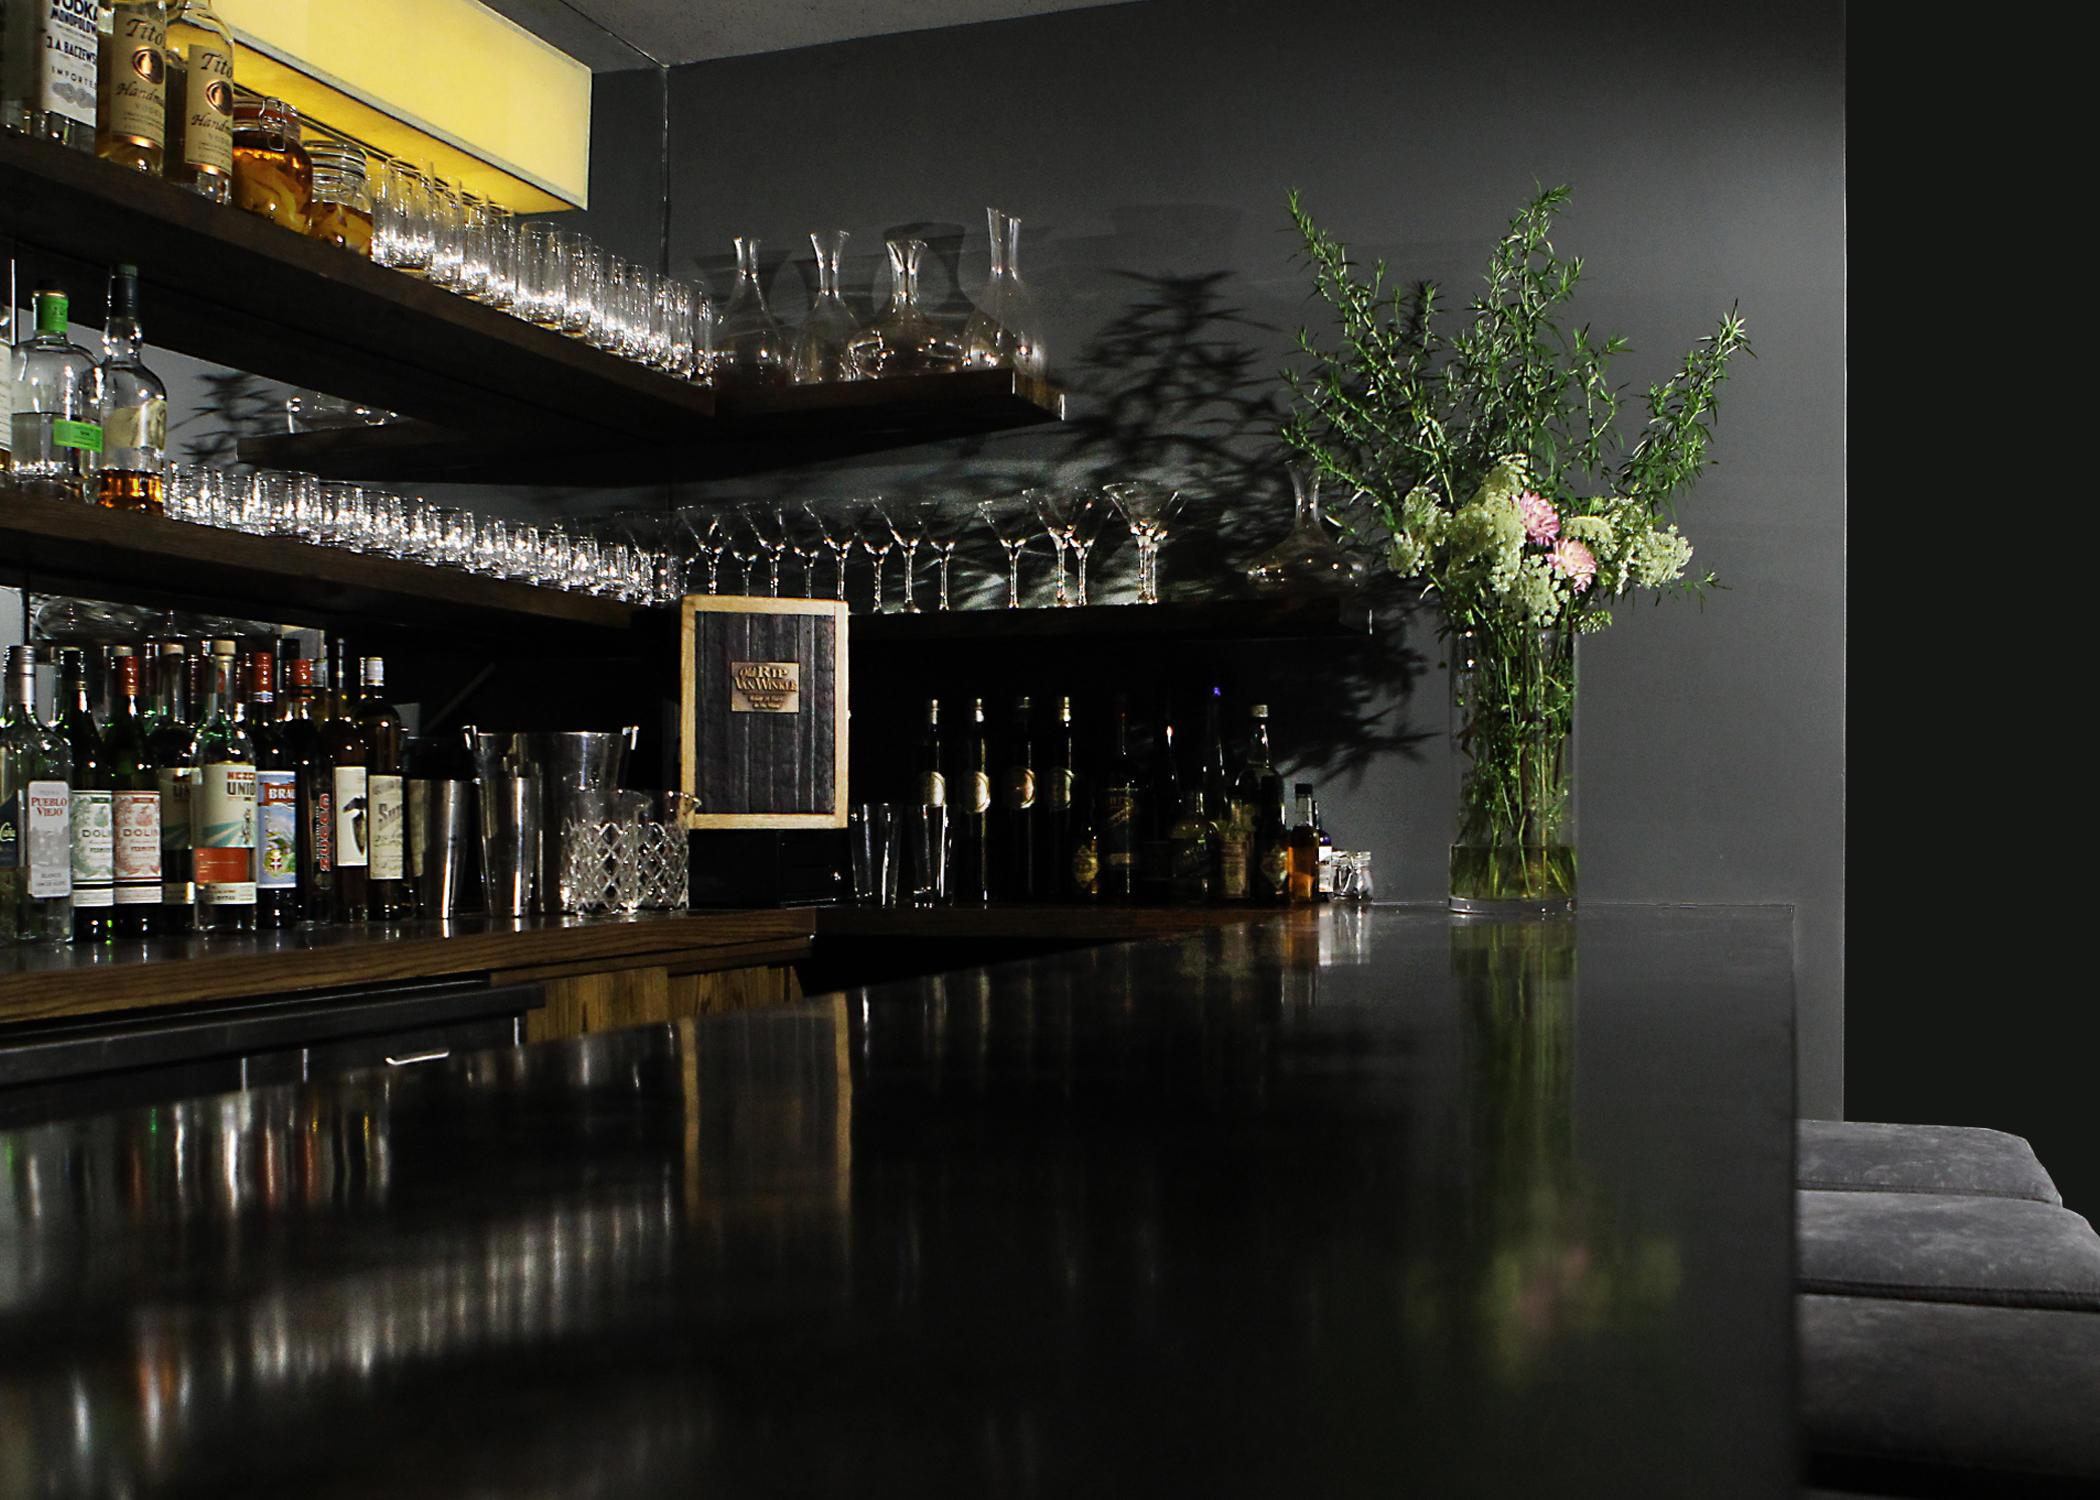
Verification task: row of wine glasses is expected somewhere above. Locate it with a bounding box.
[163,466,680,605]
[715,208,1043,389]
[670,483,1180,612]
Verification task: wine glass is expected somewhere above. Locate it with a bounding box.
[976,495,1038,608]
[1025,483,1099,607]
[854,499,899,613]
[1104,481,1183,605]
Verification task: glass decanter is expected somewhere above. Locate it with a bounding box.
[1245,460,1369,595]
[791,229,866,384]
[715,236,788,389]
[849,239,964,377]
[964,207,1045,379]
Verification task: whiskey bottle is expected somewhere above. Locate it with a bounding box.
[1167,788,1215,906]
[912,697,946,807]
[58,648,115,941]
[164,0,234,202]
[1038,695,1077,902]
[1288,783,1319,905]
[191,640,256,932]
[998,695,1035,902]
[953,697,992,905]
[279,655,333,923]
[1098,696,1141,903]
[1067,795,1100,903]
[3,0,99,151]
[104,646,161,935]
[94,266,168,513]
[1202,688,1249,904]
[356,657,411,921]
[245,651,299,928]
[95,0,167,174]
[9,283,102,504]
[147,642,197,931]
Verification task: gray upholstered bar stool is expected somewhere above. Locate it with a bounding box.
[1798,1119,2063,1203]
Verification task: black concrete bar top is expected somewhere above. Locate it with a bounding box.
[0,904,1796,1497]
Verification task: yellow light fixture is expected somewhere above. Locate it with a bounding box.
[214,0,591,213]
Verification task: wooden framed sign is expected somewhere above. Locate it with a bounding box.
[680,596,849,829]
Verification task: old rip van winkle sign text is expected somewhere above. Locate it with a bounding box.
[729,660,801,714]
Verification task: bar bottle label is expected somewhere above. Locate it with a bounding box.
[966,771,991,815]
[181,33,233,173]
[1102,788,1138,870]
[194,762,256,904]
[256,770,297,888]
[104,3,168,146]
[369,773,405,881]
[333,766,369,868]
[916,770,945,806]
[0,792,19,871]
[69,787,114,907]
[1002,767,1035,810]
[37,0,99,127]
[158,765,193,901]
[114,788,162,903]
[27,781,73,899]
[310,781,335,871]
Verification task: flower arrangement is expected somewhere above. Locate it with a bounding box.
[1282,186,1749,907]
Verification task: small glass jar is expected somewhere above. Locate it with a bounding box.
[231,98,312,234]
[306,141,373,256]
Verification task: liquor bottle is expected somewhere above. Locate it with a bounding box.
[1098,696,1141,903]
[1249,708,1293,906]
[95,0,167,174]
[356,657,411,921]
[1288,783,1319,905]
[279,655,333,923]
[2,645,74,942]
[1067,794,1100,902]
[164,0,234,202]
[244,651,299,928]
[1038,695,1077,902]
[1204,688,1250,904]
[1314,792,1335,902]
[323,646,370,922]
[103,646,161,935]
[912,698,945,807]
[191,640,255,932]
[9,282,102,503]
[147,642,196,931]
[1138,695,1180,903]
[2,0,99,151]
[998,695,1035,902]
[94,266,168,513]
[951,697,992,905]
[58,648,115,941]
[1167,789,1215,906]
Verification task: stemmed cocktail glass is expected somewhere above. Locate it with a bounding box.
[783,506,829,596]
[810,501,857,600]
[916,498,971,610]
[854,499,899,612]
[1026,483,1102,606]
[977,495,1038,607]
[886,500,932,612]
[1104,481,1182,605]
[676,505,732,593]
[740,503,789,596]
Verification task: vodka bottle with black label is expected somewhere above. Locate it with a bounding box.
[191,639,255,931]
[10,283,102,503]
[94,266,167,513]
[104,646,161,935]
[1,646,74,942]
[147,642,197,931]
[58,648,115,941]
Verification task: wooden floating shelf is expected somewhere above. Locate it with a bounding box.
[0,491,667,648]
[1,133,1064,484]
[237,369,1066,484]
[849,596,1371,646]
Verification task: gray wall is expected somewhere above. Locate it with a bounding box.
[591,0,1845,1111]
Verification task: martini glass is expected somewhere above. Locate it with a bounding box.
[854,499,899,612]
[676,505,731,593]
[784,506,828,596]
[977,494,1039,607]
[741,503,790,596]
[915,498,971,610]
[886,499,933,612]
[1027,484,1101,606]
[810,501,857,600]
[1104,481,1183,604]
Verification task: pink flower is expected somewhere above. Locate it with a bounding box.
[1549,538,1596,593]
[1517,491,1560,547]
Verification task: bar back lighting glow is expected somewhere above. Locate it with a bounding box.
[216,0,591,212]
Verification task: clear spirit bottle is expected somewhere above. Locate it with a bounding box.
[10,283,103,503]
[95,0,168,175]
[96,266,168,513]
[3,0,100,151]
[165,0,235,202]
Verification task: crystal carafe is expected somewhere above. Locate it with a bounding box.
[850,239,964,377]
[1245,460,1369,595]
[715,237,788,389]
[791,230,867,383]
[964,208,1045,378]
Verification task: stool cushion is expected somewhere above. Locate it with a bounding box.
[1799,1120,2062,1204]
[1801,1293,2100,1480]
[1799,1190,2100,1311]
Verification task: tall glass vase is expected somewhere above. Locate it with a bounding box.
[1448,625,1576,914]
